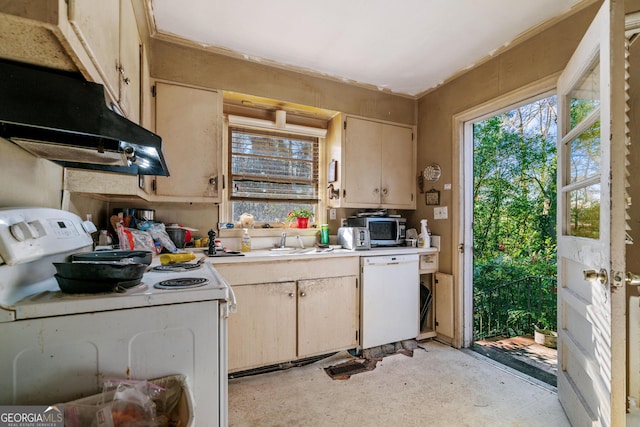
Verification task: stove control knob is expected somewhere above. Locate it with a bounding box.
[9,221,38,242]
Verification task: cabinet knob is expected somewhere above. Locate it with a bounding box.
[288,292,295,298]
[300,291,306,297]
[374,188,380,194]
[382,188,388,196]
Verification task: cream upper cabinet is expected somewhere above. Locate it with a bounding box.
[116,0,140,123]
[153,82,222,202]
[67,0,140,122]
[327,115,416,209]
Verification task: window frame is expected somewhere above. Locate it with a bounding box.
[221,118,327,228]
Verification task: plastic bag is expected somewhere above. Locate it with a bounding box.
[117,224,156,253]
[146,223,178,253]
[94,379,165,427]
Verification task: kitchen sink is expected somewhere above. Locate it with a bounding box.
[268,247,349,256]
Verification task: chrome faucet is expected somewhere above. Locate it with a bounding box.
[296,235,305,249]
[280,232,287,248]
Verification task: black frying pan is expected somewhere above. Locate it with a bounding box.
[53,262,147,282]
[70,250,153,266]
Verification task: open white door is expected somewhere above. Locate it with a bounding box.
[556,1,627,425]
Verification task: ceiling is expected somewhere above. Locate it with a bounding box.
[150,0,588,97]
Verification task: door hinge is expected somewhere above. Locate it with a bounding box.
[222,174,226,190]
[356,330,359,341]
[344,121,347,130]
[412,132,414,141]
[151,178,157,193]
[411,193,414,201]
[343,189,346,199]
[151,84,156,98]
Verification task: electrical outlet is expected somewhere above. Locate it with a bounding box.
[340,218,347,227]
[329,208,336,220]
[444,183,452,190]
[434,206,448,220]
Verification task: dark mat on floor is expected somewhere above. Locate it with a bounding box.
[471,343,557,387]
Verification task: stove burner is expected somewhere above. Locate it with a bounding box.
[152,263,203,272]
[154,277,209,289]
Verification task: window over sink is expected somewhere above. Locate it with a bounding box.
[228,127,318,224]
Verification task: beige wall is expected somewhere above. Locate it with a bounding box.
[150,39,416,126]
[0,138,64,208]
[412,2,601,275]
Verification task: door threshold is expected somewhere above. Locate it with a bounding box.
[461,347,558,394]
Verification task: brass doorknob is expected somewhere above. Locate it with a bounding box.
[583,269,608,285]
[626,272,640,287]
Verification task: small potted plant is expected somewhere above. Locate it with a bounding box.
[285,208,314,228]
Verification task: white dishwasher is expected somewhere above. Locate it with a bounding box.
[361,253,419,349]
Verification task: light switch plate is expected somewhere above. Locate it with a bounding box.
[329,208,336,220]
[434,206,448,220]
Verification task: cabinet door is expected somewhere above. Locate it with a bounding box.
[68,0,120,100]
[380,123,415,208]
[117,0,140,123]
[155,82,221,200]
[228,282,296,372]
[297,276,359,358]
[343,117,382,205]
[434,272,454,340]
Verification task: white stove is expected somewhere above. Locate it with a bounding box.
[0,208,233,426]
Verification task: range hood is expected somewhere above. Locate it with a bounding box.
[0,60,169,176]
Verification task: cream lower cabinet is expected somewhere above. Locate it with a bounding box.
[297,276,358,358]
[216,257,359,373]
[228,282,297,372]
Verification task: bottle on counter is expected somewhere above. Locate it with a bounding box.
[418,219,431,248]
[320,224,330,245]
[241,228,251,252]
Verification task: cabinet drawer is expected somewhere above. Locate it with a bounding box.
[216,257,359,286]
[419,253,438,273]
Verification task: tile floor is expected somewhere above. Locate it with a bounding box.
[228,340,570,427]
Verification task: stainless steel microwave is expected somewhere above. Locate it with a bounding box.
[346,216,406,246]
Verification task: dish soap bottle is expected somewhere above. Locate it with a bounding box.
[418,219,431,248]
[241,228,251,252]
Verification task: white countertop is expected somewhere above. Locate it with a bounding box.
[198,246,439,264]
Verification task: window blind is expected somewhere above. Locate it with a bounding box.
[229,127,319,202]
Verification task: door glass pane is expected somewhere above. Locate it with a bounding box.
[569,120,601,183]
[569,60,600,130]
[568,183,600,238]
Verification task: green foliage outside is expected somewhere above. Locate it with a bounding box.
[473,96,558,340]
